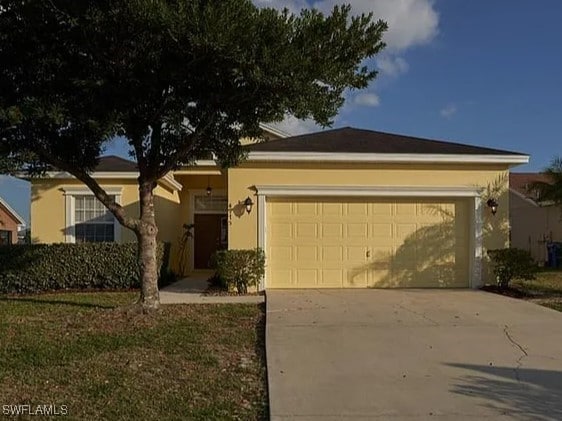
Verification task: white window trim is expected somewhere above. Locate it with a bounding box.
[255,185,484,291]
[63,187,123,244]
[188,189,228,271]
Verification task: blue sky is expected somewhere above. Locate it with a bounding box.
[2,0,561,225]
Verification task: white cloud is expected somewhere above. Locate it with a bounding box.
[353,92,380,107]
[377,55,409,77]
[440,104,457,118]
[254,0,439,52]
[269,115,322,136]
[254,1,440,109]
[253,0,308,14]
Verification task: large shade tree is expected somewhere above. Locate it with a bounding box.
[0,0,387,310]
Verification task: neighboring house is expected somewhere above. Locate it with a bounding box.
[510,173,562,263]
[25,126,529,289]
[0,196,26,245]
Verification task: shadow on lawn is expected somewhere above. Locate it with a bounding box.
[447,363,562,420]
[0,296,118,309]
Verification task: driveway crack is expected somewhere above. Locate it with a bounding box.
[503,325,528,382]
[395,303,439,326]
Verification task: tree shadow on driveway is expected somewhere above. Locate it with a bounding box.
[446,363,562,421]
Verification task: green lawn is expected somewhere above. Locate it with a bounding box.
[0,292,268,420]
[512,269,562,311]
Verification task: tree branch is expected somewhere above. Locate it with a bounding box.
[155,117,215,179]
[130,134,148,179]
[35,147,141,232]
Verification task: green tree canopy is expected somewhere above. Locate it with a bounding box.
[0,0,387,309]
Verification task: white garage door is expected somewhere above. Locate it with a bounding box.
[266,197,470,288]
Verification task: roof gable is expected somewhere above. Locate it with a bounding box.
[0,197,25,225]
[94,155,138,172]
[247,127,526,156]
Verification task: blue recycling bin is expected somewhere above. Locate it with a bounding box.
[547,242,561,268]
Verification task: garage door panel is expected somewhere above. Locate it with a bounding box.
[296,202,318,215]
[271,269,293,288]
[322,202,344,215]
[270,222,293,239]
[346,246,367,261]
[372,203,393,215]
[347,268,368,286]
[322,246,343,261]
[396,223,418,240]
[270,246,293,262]
[297,269,318,285]
[346,223,368,237]
[347,203,369,215]
[396,203,417,215]
[372,223,393,237]
[271,202,292,216]
[267,197,470,289]
[322,223,343,237]
[321,270,344,286]
[296,223,317,238]
[296,245,318,262]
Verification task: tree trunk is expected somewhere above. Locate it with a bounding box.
[137,181,160,310]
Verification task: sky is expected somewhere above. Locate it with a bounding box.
[1,0,562,225]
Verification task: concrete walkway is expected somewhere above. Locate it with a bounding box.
[266,289,562,420]
[159,275,264,304]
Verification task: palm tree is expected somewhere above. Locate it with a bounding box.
[529,156,562,206]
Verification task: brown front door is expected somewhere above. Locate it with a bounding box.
[194,214,227,269]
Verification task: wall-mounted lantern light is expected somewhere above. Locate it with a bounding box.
[486,198,499,215]
[243,197,254,214]
[206,176,212,196]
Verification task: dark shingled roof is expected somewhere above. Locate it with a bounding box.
[95,155,138,172]
[247,127,526,156]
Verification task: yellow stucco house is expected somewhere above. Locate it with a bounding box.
[29,126,529,290]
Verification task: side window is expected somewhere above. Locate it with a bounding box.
[0,230,11,245]
[73,195,116,243]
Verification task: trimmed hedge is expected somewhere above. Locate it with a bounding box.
[488,248,537,290]
[0,242,171,294]
[213,248,265,294]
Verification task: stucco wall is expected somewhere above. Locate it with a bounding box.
[31,179,143,244]
[228,162,511,284]
[510,191,562,262]
[30,174,227,275]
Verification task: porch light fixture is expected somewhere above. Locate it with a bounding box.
[206,176,212,196]
[243,197,254,214]
[486,198,499,215]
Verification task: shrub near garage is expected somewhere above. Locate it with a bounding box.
[0,242,171,294]
[213,249,265,294]
[488,248,538,290]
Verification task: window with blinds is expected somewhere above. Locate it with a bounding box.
[74,195,115,243]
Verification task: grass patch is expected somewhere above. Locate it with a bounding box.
[493,269,562,312]
[0,292,267,420]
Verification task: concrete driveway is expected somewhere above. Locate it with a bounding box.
[266,290,562,420]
